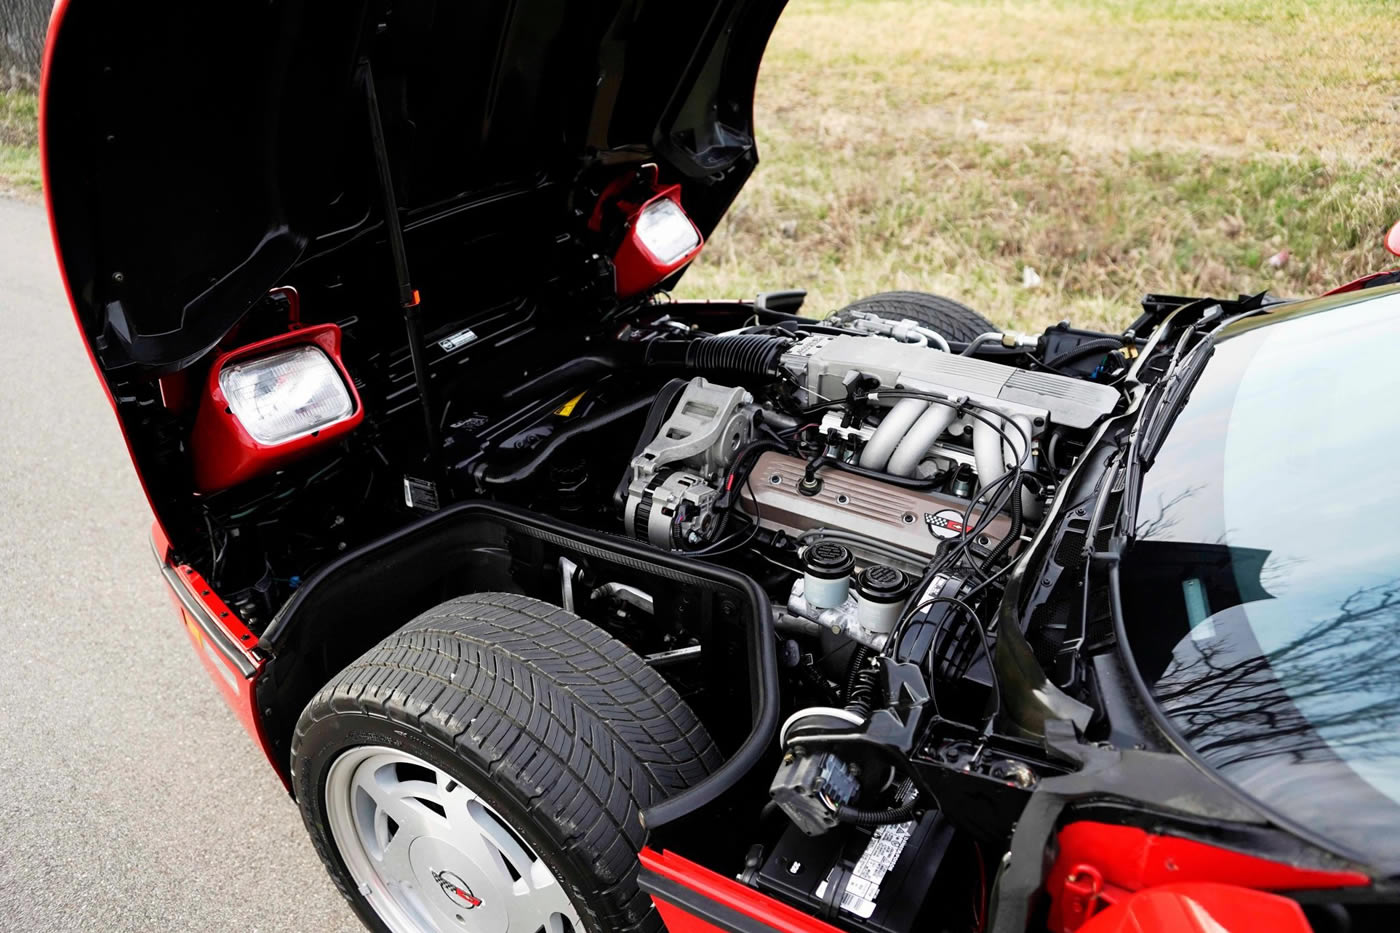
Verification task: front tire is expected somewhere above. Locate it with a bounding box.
[827,290,995,343]
[292,592,720,933]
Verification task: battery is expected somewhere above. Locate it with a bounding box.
[755,809,954,933]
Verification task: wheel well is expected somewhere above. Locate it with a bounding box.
[255,500,779,803]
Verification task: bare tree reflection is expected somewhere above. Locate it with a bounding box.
[1155,580,1400,770]
[1134,484,1204,540]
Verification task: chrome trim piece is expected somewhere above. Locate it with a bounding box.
[152,536,256,678]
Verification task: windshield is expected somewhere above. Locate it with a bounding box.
[1120,287,1400,873]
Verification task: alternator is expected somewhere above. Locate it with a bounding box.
[624,377,757,548]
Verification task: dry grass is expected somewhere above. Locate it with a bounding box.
[0,89,41,195]
[677,0,1400,330]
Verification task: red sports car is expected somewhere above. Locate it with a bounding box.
[39,2,1400,932]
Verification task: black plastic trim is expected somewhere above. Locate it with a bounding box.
[639,870,777,933]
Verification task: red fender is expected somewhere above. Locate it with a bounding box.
[1079,883,1310,933]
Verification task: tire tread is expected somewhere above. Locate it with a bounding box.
[827,290,995,343]
[293,592,719,933]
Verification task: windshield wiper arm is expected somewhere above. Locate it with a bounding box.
[1138,333,1215,468]
[1118,325,1214,538]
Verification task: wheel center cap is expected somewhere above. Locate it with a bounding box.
[409,836,508,932]
[432,869,483,910]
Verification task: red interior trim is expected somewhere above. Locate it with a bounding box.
[1047,821,1369,933]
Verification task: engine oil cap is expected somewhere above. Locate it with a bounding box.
[804,542,855,580]
[856,565,910,604]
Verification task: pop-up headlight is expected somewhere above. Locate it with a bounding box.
[632,197,701,265]
[613,188,704,298]
[219,345,353,444]
[192,324,363,492]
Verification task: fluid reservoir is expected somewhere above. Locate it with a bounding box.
[856,565,911,636]
[803,542,854,609]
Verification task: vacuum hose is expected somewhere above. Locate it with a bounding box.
[834,793,921,826]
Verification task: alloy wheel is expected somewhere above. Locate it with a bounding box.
[324,746,582,933]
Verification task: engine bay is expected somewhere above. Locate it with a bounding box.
[109,264,1182,931]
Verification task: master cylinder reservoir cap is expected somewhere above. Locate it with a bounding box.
[803,542,855,610]
[855,565,911,636]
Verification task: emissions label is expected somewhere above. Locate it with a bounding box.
[438,328,479,352]
[403,476,441,512]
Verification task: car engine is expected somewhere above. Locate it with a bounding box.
[580,310,1134,925]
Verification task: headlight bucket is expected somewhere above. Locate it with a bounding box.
[191,323,363,492]
[613,186,704,298]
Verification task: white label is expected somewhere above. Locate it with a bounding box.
[438,328,479,352]
[815,820,916,918]
[402,476,441,511]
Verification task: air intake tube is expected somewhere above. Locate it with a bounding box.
[644,335,791,378]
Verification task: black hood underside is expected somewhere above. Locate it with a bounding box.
[44,0,784,373]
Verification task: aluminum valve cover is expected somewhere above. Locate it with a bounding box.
[739,452,1011,565]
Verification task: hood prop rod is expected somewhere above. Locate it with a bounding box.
[361,60,440,466]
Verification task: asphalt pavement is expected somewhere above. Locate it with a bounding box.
[0,197,360,931]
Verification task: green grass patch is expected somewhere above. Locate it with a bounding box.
[677,0,1400,330]
[0,89,41,194]
[684,138,1397,331]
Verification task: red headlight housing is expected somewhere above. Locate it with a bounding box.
[191,323,363,492]
[613,186,705,298]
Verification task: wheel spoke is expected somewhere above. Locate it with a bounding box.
[375,824,415,884]
[503,878,578,933]
[352,766,438,841]
[441,788,522,890]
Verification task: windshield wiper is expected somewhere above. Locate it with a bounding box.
[1138,334,1215,467]
[1118,324,1215,540]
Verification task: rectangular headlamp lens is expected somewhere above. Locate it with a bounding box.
[219,345,354,444]
[634,197,700,265]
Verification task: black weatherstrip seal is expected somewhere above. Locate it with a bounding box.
[261,501,779,830]
[152,535,256,678]
[639,870,778,933]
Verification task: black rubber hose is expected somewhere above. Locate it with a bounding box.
[834,796,921,826]
[1043,337,1123,371]
[645,334,790,377]
[716,438,791,510]
[500,354,622,406]
[472,394,654,487]
[977,475,1023,579]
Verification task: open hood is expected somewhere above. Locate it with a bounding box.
[42,0,785,373]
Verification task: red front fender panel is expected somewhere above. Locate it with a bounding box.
[1047,822,1369,933]
[1079,883,1310,933]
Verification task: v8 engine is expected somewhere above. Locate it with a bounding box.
[623,326,1119,570]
